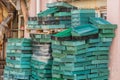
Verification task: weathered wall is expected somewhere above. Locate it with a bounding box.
[29,0,106,16]
[29,0,57,17]
[69,0,106,9]
[107,0,120,80]
[29,0,36,17]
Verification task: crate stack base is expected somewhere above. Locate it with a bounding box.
[4,38,32,80]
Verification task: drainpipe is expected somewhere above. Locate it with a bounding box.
[36,0,40,14]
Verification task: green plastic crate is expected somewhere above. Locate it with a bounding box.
[86,51,109,56]
[63,49,86,55]
[7,42,32,47]
[8,38,31,43]
[6,59,31,65]
[71,9,95,14]
[66,44,88,51]
[97,55,109,60]
[90,75,108,80]
[91,68,109,73]
[63,74,87,80]
[6,50,32,54]
[85,64,96,69]
[61,66,84,71]
[52,52,66,58]
[100,29,115,33]
[54,12,71,17]
[53,28,72,37]
[7,46,32,50]
[87,73,98,78]
[97,24,117,29]
[90,17,111,25]
[86,47,109,52]
[7,53,32,57]
[38,7,59,17]
[61,40,85,46]
[71,24,98,36]
[62,70,91,75]
[99,33,115,38]
[52,44,66,50]
[52,40,61,45]
[91,60,108,64]
[6,63,31,68]
[47,2,75,8]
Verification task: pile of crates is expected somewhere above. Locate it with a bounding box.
[52,40,89,80]
[28,2,76,80]
[85,17,117,80]
[51,17,117,80]
[30,41,52,80]
[27,2,117,79]
[4,38,32,80]
[71,9,95,27]
[27,2,77,49]
[28,2,76,30]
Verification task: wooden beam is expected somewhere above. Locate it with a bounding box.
[8,0,16,9]
[20,0,28,38]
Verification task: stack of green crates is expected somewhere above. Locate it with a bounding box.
[51,24,97,80]
[71,9,96,27]
[85,17,117,80]
[51,17,116,80]
[30,40,52,80]
[28,2,75,30]
[4,38,32,80]
[86,38,110,80]
[52,40,89,80]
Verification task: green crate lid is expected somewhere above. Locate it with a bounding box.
[53,28,72,37]
[89,17,111,25]
[38,7,59,17]
[71,9,95,14]
[72,24,98,36]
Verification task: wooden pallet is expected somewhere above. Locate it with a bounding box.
[27,28,65,34]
